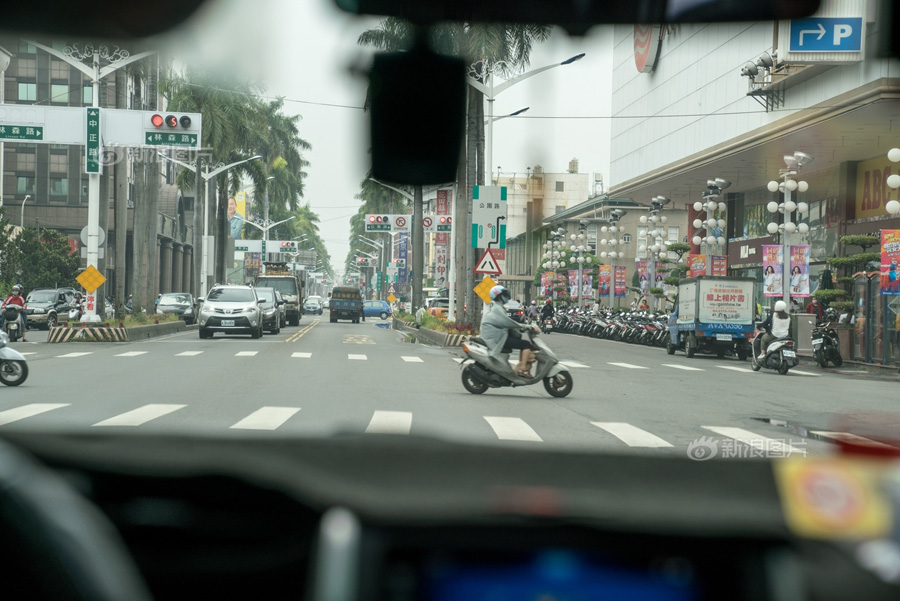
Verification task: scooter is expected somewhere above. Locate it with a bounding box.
[750,326,799,375]
[811,319,842,367]
[1,305,26,342]
[0,330,28,386]
[540,316,553,334]
[460,327,573,397]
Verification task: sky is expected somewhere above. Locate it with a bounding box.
[175,0,613,274]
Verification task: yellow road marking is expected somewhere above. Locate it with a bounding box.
[286,319,318,343]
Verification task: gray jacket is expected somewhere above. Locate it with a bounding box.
[481,301,525,357]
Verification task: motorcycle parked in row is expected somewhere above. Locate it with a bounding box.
[2,305,26,342]
[810,319,843,368]
[460,327,573,397]
[0,330,28,385]
[750,326,799,375]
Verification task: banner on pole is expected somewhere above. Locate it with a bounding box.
[763,245,783,297]
[687,254,707,278]
[614,265,627,298]
[789,245,810,297]
[637,260,650,296]
[881,230,900,295]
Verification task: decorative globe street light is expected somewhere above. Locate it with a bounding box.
[639,196,670,310]
[767,151,813,306]
[691,179,730,275]
[883,148,900,216]
[599,209,627,308]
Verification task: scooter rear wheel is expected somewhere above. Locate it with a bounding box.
[0,360,28,386]
[832,353,843,367]
[461,365,489,394]
[778,361,790,375]
[543,371,573,397]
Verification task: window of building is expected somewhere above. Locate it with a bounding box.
[51,41,68,52]
[82,86,93,105]
[17,83,36,101]
[637,225,648,258]
[622,233,632,244]
[81,179,89,199]
[50,177,68,197]
[50,60,69,80]
[15,58,36,78]
[17,151,36,172]
[17,176,35,196]
[51,84,69,104]
[667,226,681,259]
[50,153,67,173]
[555,181,564,192]
[555,205,566,214]
[17,41,35,54]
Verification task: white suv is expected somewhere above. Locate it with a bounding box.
[198,285,265,339]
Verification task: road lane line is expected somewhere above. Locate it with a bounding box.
[176,351,203,356]
[591,422,673,448]
[20,352,37,356]
[292,352,312,358]
[0,404,70,427]
[348,354,367,360]
[401,356,424,363]
[286,320,318,343]
[230,407,300,430]
[560,360,589,368]
[662,364,704,371]
[701,426,806,455]
[116,351,148,357]
[235,351,258,357]
[608,362,648,369]
[484,416,543,442]
[717,366,755,373]
[93,404,186,427]
[791,370,820,377]
[365,411,413,434]
[810,431,898,449]
[56,352,92,358]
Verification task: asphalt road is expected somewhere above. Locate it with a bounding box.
[2,319,898,460]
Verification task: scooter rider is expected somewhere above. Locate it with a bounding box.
[482,285,536,378]
[1,285,28,341]
[758,300,791,359]
[540,298,554,321]
[526,300,540,322]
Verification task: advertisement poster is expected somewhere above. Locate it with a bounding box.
[398,232,408,284]
[711,255,728,277]
[789,245,810,297]
[637,260,650,296]
[654,261,667,296]
[568,270,579,298]
[228,192,247,239]
[881,230,900,295]
[614,265,627,298]
[435,189,451,246]
[581,275,593,298]
[762,245,783,297]
[687,254,707,278]
[598,266,611,297]
[698,279,754,324]
[541,271,555,297]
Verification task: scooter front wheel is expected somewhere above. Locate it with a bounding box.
[543,371,573,397]
[750,354,761,372]
[461,365,489,394]
[0,360,28,386]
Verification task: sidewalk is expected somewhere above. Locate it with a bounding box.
[797,353,900,380]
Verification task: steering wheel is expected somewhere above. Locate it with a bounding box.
[0,440,154,601]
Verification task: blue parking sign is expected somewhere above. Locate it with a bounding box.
[789,18,862,52]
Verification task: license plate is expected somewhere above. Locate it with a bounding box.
[221,319,235,327]
[716,333,732,341]
[811,338,823,345]
[782,350,796,358]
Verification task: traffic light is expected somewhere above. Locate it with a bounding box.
[146,112,200,131]
[365,214,393,232]
[280,241,297,252]
[439,216,451,224]
[367,215,389,224]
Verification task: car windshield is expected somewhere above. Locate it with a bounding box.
[206,288,255,303]
[256,279,297,295]
[26,291,57,303]
[159,294,191,305]
[256,289,275,302]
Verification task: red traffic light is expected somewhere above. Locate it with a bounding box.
[150,114,165,128]
[369,215,376,223]
[439,216,451,224]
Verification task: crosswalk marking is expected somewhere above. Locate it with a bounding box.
[717,366,755,373]
[116,351,148,357]
[661,364,704,371]
[608,362,648,369]
[0,403,70,427]
[176,351,203,356]
[810,430,898,449]
[292,352,312,358]
[401,356,423,363]
[56,352,92,358]
[559,360,589,368]
[366,410,413,434]
[230,407,300,430]
[93,404,186,427]
[591,422,673,447]
[348,354,367,360]
[702,426,806,454]
[484,416,543,442]
[235,351,258,357]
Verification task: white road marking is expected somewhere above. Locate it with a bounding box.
[401,356,424,363]
[116,351,148,357]
[365,410,413,434]
[484,416,543,442]
[717,366,755,373]
[176,351,203,356]
[93,404,186,427]
[591,422,674,448]
[0,404,70,427]
[791,370,820,377]
[348,354,367,360]
[559,360,589,368]
[230,407,300,430]
[235,351,258,357]
[701,426,806,455]
[453,358,464,363]
[56,352,92,358]
[661,364,704,371]
[19,352,37,356]
[811,431,898,450]
[292,352,312,358]
[608,362,648,369]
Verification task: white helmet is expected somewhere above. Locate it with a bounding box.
[774,300,787,312]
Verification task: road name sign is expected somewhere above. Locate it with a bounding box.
[0,124,43,141]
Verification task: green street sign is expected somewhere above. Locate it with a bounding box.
[436,225,451,232]
[85,108,101,174]
[0,124,43,141]
[365,224,391,232]
[144,132,199,147]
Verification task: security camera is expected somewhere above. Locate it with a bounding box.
[740,61,758,77]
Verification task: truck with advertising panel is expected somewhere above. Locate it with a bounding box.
[669,276,756,360]
[255,263,304,326]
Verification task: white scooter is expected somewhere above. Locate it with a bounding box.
[750,326,799,375]
[0,330,28,386]
[460,327,573,397]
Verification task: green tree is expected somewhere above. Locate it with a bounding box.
[4,227,80,293]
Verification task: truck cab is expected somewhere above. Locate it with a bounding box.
[255,263,303,326]
[329,287,362,323]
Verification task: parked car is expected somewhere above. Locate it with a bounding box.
[505,299,526,323]
[304,296,323,315]
[156,292,198,325]
[363,300,393,320]
[255,287,285,334]
[24,288,75,329]
[197,285,264,339]
[427,297,450,319]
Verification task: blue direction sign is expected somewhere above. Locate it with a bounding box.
[789,17,862,52]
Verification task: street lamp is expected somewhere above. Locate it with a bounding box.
[766,152,813,306]
[541,227,567,309]
[639,196,671,311]
[883,149,900,215]
[691,179,730,275]
[598,210,627,308]
[0,45,12,210]
[359,235,385,299]
[569,221,593,309]
[158,153,262,296]
[20,195,30,228]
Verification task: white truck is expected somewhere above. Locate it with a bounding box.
[669,276,756,360]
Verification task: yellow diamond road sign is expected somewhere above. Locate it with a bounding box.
[387,293,397,304]
[76,265,106,294]
[474,275,497,304]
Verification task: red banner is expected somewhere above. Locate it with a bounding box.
[614,265,627,298]
[711,255,728,277]
[435,190,451,246]
[687,254,707,278]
